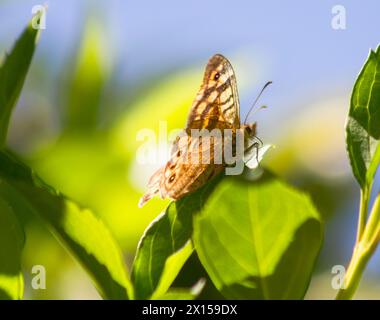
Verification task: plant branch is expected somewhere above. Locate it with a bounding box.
[361,192,380,244]
[356,186,369,243]
[336,192,380,300]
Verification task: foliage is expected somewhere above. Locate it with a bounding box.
[0,18,39,148]
[193,173,322,299]
[4,13,379,301]
[336,46,380,299]
[0,198,24,299]
[346,46,380,189]
[0,16,132,300]
[0,16,39,300]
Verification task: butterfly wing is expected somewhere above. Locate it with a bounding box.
[139,54,239,207]
[187,54,240,130]
[138,166,164,207]
[159,133,225,200]
[138,133,224,207]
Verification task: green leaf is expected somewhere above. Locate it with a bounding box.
[346,45,380,188]
[152,291,196,300]
[131,175,221,299]
[0,197,24,300]
[131,205,193,300]
[193,172,322,299]
[150,240,194,299]
[63,18,110,133]
[0,151,132,299]
[152,279,206,300]
[0,18,40,148]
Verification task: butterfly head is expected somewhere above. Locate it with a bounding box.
[243,122,257,140]
[242,122,262,152]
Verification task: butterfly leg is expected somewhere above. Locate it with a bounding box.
[253,142,260,163]
[244,136,263,164]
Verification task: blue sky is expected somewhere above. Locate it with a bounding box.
[1,0,380,111]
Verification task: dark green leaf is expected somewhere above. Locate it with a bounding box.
[171,252,226,300]
[0,151,132,299]
[193,172,322,299]
[0,197,24,299]
[346,45,380,188]
[0,18,40,148]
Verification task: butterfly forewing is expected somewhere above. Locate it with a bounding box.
[186,54,240,130]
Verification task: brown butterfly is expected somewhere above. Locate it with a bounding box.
[139,54,268,207]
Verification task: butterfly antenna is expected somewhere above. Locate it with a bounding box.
[244,81,272,125]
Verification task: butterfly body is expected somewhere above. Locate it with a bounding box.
[139,54,258,207]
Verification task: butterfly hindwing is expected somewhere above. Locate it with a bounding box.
[160,133,224,200]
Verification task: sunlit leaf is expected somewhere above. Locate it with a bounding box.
[0,197,24,300]
[152,291,196,300]
[193,172,322,299]
[0,151,132,299]
[150,240,193,299]
[0,17,40,148]
[346,45,380,188]
[152,278,206,300]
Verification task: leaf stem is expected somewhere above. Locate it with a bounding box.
[336,193,380,300]
[356,186,369,243]
[361,192,380,244]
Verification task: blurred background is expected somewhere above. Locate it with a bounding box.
[1,0,380,299]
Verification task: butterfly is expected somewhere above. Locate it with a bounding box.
[139,54,269,207]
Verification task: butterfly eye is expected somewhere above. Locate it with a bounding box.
[214,72,220,80]
[176,150,181,157]
[169,174,176,183]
